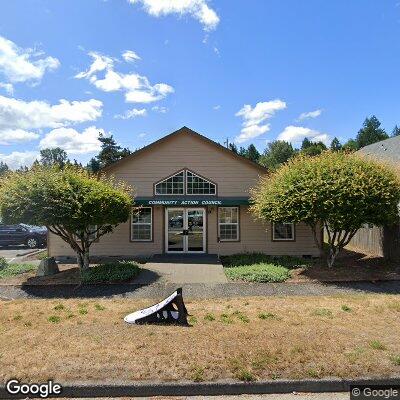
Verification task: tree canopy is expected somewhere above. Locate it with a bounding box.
[40,147,69,168]
[356,116,389,148]
[251,152,400,267]
[259,140,295,170]
[0,166,133,269]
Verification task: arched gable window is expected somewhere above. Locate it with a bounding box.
[154,169,216,195]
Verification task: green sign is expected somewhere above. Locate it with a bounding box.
[135,197,250,206]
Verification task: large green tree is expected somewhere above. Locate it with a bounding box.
[251,152,400,267]
[356,116,389,148]
[0,162,9,176]
[392,125,400,137]
[0,166,133,270]
[40,147,69,168]
[330,137,342,152]
[300,141,327,156]
[259,140,295,170]
[95,133,131,169]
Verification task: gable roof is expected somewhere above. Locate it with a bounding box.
[102,126,268,173]
[357,135,400,164]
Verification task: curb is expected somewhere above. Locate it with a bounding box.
[1,377,399,398]
[15,249,44,258]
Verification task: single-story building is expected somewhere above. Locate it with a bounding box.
[48,127,321,260]
[347,135,400,261]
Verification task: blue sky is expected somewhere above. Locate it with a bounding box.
[1,0,400,168]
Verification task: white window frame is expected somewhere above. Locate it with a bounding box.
[218,207,239,242]
[186,170,217,196]
[154,170,185,196]
[272,222,295,241]
[131,207,153,242]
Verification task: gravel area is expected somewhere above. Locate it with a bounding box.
[0,280,399,300]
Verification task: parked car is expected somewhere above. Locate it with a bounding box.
[0,224,47,248]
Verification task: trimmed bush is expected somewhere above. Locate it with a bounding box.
[81,261,140,284]
[225,263,291,283]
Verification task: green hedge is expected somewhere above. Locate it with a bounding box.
[81,261,140,284]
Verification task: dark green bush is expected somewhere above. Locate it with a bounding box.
[221,253,310,269]
[81,261,140,284]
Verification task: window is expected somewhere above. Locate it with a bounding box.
[272,222,295,241]
[154,169,217,195]
[186,171,216,195]
[131,207,152,241]
[218,207,239,241]
[154,171,184,195]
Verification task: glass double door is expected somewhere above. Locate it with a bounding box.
[166,208,206,253]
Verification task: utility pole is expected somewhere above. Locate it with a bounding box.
[224,138,229,148]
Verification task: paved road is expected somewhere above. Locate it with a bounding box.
[0,246,37,262]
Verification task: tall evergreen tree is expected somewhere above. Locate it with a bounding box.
[228,142,238,154]
[330,137,342,151]
[95,133,132,168]
[246,144,261,162]
[0,161,9,175]
[87,157,101,173]
[40,148,69,168]
[300,141,327,156]
[238,146,247,157]
[301,137,312,150]
[356,116,388,148]
[259,140,295,170]
[392,125,400,137]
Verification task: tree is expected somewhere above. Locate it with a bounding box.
[0,166,133,270]
[301,137,312,150]
[246,144,261,162]
[392,125,400,137]
[96,133,131,168]
[356,116,389,148]
[40,148,69,168]
[87,157,101,173]
[259,140,295,170]
[0,162,9,176]
[238,146,247,157]
[251,152,400,267]
[229,143,238,154]
[300,141,327,156]
[330,137,342,152]
[342,139,359,152]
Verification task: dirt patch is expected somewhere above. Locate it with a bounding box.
[0,295,399,383]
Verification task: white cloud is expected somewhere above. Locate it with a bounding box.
[76,52,174,103]
[297,109,322,121]
[138,133,146,138]
[0,36,59,84]
[122,50,141,63]
[0,82,13,95]
[277,125,330,145]
[128,0,219,31]
[0,128,39,145]
[39,126,103,154]
[235,99,287,143]
[152,105,168,113]
[0,151,38,170]
[115,107,147,119]
[0,95,102,131]
[213,104,220,110]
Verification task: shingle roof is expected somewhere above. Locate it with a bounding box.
[357,135,400,164]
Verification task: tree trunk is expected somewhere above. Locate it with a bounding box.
[76,252,84,269]
[82,250,90,270]
[327,246,339,268]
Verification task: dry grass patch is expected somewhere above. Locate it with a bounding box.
[0,295,399,383]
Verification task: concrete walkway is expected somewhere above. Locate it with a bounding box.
[135,254,228,284]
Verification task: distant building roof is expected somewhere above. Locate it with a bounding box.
[357,135,400,165]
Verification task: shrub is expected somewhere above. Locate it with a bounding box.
[221,253,308,269]
[81,261,140,284]
[0,257,7,270]
[225,263,291,283]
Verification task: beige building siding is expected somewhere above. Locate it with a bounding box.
[48,128,320,259]
[49,206,320,259]
[104,131,264,197]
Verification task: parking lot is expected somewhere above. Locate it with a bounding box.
[0,246,39,262]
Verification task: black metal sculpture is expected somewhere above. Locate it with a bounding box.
[124,287,188,325]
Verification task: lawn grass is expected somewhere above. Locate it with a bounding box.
[1,294,399,383]
[221,253,310,283]
[0,263,37,279]
[80,261,140,284]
